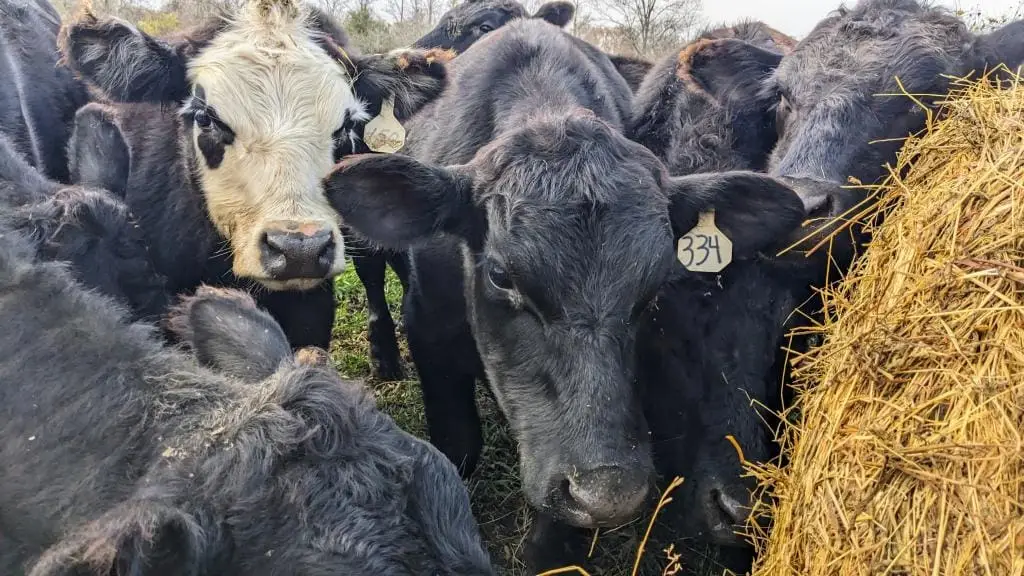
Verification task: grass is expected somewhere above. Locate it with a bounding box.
[330,263,736,576]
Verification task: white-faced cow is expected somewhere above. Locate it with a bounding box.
[57,0,451,349]
[629,2,1024,574]
[0,105,169,324]
[0,236,495,575]
[0,0,89,183]
[322,19,809,572]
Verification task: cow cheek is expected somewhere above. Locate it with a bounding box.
[201,181,264,277]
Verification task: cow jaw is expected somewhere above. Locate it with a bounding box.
[184,4,365,291]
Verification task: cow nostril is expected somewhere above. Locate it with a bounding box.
[710,487,749,526]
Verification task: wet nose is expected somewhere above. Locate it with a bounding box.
[260,221,335,280]
[566,466,650,526]
[702,482,752,546]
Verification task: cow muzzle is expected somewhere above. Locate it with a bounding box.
[258,219,337,281]
[545,464,652,528]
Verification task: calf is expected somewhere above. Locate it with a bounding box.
[630,20,796,174]
[58,0,450,349]
[413,0,575,53]
[323,19,808,571]
[0,238,494,576]
[346,0,580,380]
[0,106,168,323]
[637,0,1021,569]
[0,0,89,183]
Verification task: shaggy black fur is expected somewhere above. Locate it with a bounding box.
[0,239,493,575]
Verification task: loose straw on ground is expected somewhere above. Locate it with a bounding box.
[748,71,1024,576]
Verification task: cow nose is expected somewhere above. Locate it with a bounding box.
[702,482,752,547]
[260,222,335,280]
[566,466,650,526]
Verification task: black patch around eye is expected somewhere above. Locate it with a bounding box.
[331,111,357,161]
[197,130,227,169]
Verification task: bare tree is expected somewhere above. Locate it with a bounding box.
[594,0,702,57]
[313,0,350,20]
[957,1,1024,32]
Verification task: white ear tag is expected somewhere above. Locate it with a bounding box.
[677,210,733,273]
[363,95,406,154]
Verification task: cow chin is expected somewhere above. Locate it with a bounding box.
[256,276,329,292]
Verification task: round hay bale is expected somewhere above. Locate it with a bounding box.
[749,73,1024,576]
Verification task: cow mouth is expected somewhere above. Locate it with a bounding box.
[544,479,601,527]
[254,276,330,292]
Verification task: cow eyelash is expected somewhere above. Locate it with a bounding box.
[186,101,232,135]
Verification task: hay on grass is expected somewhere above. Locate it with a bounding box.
[749,72,1024,576]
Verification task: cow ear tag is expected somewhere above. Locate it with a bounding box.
[364,95,406,154]
[677,210,733,273]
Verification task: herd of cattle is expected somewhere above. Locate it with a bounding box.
[1,0,1022,573]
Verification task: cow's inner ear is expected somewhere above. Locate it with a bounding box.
[60,14,190,103]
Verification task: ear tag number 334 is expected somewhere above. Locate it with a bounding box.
[677,210,733,273]
[364,95,406,154]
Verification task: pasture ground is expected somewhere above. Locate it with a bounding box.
[330,264,736,576]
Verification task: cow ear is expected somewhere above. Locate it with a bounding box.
[532,1,575,27]
[348,48,454,121]
[166,286,292,382]
[69,103,131,199]
[666,171,805,258]
[28,500,212,576]
[59,10,189,103]
[325,153,482,249]
[681,38,782,104]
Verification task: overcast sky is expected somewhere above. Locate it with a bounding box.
[702,0,1022,38]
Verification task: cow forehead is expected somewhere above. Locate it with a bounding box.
[186,24,360,137]
[491,199,673,307]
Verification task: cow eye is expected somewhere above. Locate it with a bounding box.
[478,23,494,33]
[194,109,213,129]
[775,95,792,137]
[487,261,513,291]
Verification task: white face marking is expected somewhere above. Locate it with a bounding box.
[184,7,370,291]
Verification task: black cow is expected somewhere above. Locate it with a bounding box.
[0,238,494,575]
[631,20,796,174]
[352,0,651,380]
[413,0,575,53]
[342,0,579,381]
[58,0,451,350]
[0,0,89,183]
[974,18,1024,78]
[323,19,809,571]
[0,105,168,323]
[631,1,1021,572]
[411,0,653,90]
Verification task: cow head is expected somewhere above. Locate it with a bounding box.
[60,0,450,291]
[412,0,575,53]
[324,113,805,529]
[29,287,494,576]
[631,34,786,174]
[0,106,168,324]
[655,0,987,551]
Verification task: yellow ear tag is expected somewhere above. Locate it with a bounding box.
[677,210,733,273]
[363,95,406,154]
